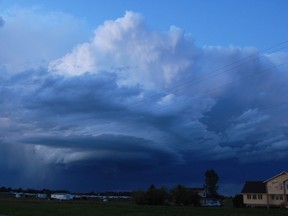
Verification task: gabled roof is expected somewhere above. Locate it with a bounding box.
[241,181,266,193]
[263,171,288,183]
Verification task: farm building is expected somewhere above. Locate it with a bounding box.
[37,193,47,199]
[51,193,74,200]
[15,193,25,198]
[15,192,37,198]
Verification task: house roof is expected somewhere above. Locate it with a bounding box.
[263,171,288,183]
[189,187,204,191]
[241,181,266,193]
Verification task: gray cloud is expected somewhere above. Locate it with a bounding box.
[20,134,182,167]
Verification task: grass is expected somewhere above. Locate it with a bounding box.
[0,198,287,216]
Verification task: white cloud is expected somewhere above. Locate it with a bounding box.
[237,109,270,124]
[225,109,270,143]
[34,145,96,164]
[49,11,197,90]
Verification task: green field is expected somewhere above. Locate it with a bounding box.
[0,199,287,216]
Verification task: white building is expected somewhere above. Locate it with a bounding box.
[51,193,74,200]
[37,194,47,199]
[15,193,24,198]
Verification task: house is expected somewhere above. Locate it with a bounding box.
[51,193,74,200]
[189,188,206,198]
[241,171,288,207]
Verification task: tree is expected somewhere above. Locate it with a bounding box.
[171,184,200,206]
[133,184,202,206]
[146,185,167,205]
[233,194,244,208]
[204,169,219,198]
[133,189,146,205]
[133,185,168,205]
[171,184,186,205]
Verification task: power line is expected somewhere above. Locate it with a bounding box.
[183,40,288,85]
[123,40,288,110]
[139,62,288,115]
[83,62,288,134]
[57,40,288,134]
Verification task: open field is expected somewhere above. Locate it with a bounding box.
[0,198,287,216]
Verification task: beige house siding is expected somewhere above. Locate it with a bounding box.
[243,193,267,206]
[266,173,288,194]
[267,194,286,206]
[197,190,206,198]
[266,172,288,206]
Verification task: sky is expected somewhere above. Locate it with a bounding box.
[0,0,288,195]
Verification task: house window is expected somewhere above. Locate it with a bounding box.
[271,195,275,200]
[280,195,283,200]
[252,194,257,200]
[257,194,262,199]
[247,194,251,199]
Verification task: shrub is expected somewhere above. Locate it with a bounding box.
[233,194,244,208]
[133,190,146,205]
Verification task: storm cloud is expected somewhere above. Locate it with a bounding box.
[1,11,287,193]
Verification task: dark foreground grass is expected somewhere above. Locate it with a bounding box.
[0,200,287,216]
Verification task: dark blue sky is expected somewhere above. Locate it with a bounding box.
[0,1,288,195]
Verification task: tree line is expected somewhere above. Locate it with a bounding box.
[0,187,69,194]
[133,169,220,206]
[1,169,224,206]
[133,184,201,206]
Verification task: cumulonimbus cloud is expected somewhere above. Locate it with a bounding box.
[1,10,288,191]
[3,11,288,163]
[49,11,198,90]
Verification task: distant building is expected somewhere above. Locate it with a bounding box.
[15,192,37,198]
[15,193,25,198]
[51,193,74,200]
[189,187,206,198]
[37,193,47,199]
[241,171,288,207]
